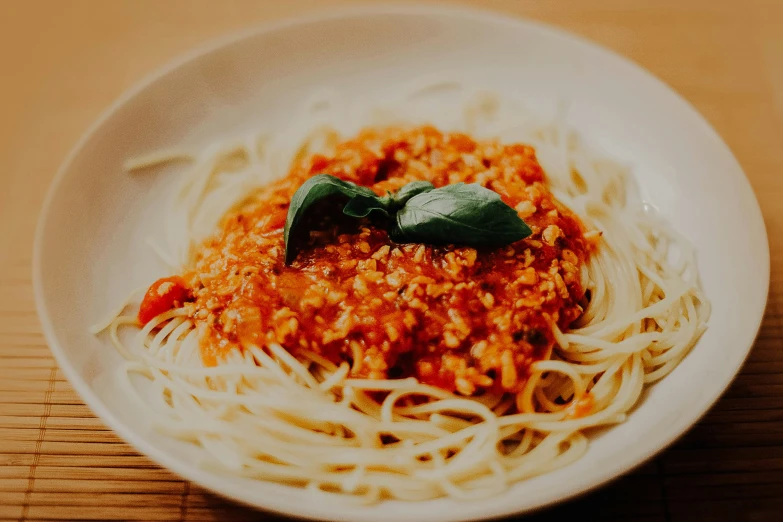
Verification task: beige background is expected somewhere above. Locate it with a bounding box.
[1,1,782,521]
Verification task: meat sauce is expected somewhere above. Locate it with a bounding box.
[141,126,592,396]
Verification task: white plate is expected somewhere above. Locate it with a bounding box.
[33,4,769,521]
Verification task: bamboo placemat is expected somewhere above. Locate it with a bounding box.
[2,0,782,521]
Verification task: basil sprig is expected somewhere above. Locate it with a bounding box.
[284,174,532,264]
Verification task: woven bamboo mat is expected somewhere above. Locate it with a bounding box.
[2,0,783,521]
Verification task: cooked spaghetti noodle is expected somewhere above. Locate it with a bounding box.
[93,86,709,503]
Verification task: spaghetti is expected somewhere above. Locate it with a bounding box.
[93,87,709,503]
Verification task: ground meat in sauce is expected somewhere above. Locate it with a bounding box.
[182,125,591,396]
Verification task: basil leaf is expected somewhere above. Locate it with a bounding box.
[343,193,392,218]
[284,174,377,263]
[392,180,435,206]
[390,183,532,246]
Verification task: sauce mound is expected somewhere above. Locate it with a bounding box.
[186,126,591,395]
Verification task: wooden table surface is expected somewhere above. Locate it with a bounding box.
[2,1,782,521]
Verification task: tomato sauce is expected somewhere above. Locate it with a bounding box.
[148,126,591,395]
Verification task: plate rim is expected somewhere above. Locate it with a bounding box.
[32,3,770,521]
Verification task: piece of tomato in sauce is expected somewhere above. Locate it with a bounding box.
[566,393,595,419]
[138,276,192,325]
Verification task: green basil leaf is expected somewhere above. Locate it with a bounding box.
[389,183,532,247]
[284,174,377,264]
[343,193,392,218]
[392,180,435,207]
